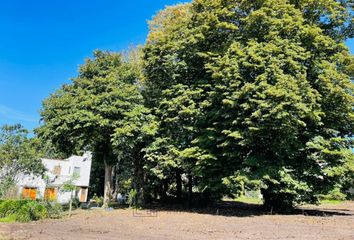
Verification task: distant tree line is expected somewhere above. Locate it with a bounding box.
[8,0,352,210]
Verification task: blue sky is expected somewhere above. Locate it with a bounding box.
[0,0,185,132]
[0,1,353,132]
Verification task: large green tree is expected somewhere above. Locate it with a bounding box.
[37,50,155,207]
[143,0,353,208]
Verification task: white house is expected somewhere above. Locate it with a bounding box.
[16,152,92,204]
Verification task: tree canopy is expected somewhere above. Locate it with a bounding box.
[32,0,353,210]
[143,0,354,208]
[37,50,156,207]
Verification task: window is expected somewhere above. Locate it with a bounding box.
[22,187,36,200]
[73,167,81,176]
[53,165,61,176]
[44,188,57,201]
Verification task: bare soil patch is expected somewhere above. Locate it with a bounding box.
[1,201,353,240]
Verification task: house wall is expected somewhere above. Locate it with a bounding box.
[15,152,92,204]
[67,153,92,187]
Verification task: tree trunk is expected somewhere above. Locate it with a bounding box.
[68,191,73,217]
[103,160,113,208]
[261,185,294,212]
[187,173,193,208]
[176,169,182,201]
[112,165,119,201]
[138,167,146,205]
[133,153,146,206]
[161,180,168,202]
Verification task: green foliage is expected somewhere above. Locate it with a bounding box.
[21,0,352,210]
[37,50,156,206]
[0,125,45,198]
[61,173,79,193]
[91,194,103,207]
[42,201,63,219]
[72,198,80,209]
[16,201,47,222]
[37,139,69,159]
[37,50,155,160]
[60,173,80,216]
[222,174,261,198]
[0,200,55,222]
[0,200,31,218]
[0,214,17,223]
[319,187,347,201]
[128,189,138,207]
[143,0,354,209]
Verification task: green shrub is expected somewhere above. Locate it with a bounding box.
[0,200,60,222]
[128,189,138,207]
[0,214,17,223]
[319,188,347,201]
[72,198,80,209]
[0,200,31,218]
[15,205,32,222]
[92,194,103,207]
[42,201,63,219]
[15,201,48,222]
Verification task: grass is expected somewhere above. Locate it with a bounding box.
[227,196,345,206]
[235,196,263,204]
[319,199,345,205]
[0,214,17,223]
[223,196,263,204]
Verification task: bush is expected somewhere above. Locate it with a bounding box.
[91,194,103,207]
[0,214,17,223]
[319,188,347,201]
[72,198,80,209]
[43,201,63,219]
[0,200,62,222]
[128,189,138,207]
[0,200,31,218]
[16,201,47,222]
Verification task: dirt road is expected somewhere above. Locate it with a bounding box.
[1,201,353,240]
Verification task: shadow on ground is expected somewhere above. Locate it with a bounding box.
[129,201,354,218]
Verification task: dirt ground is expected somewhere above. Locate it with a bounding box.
[0,201,353,240]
